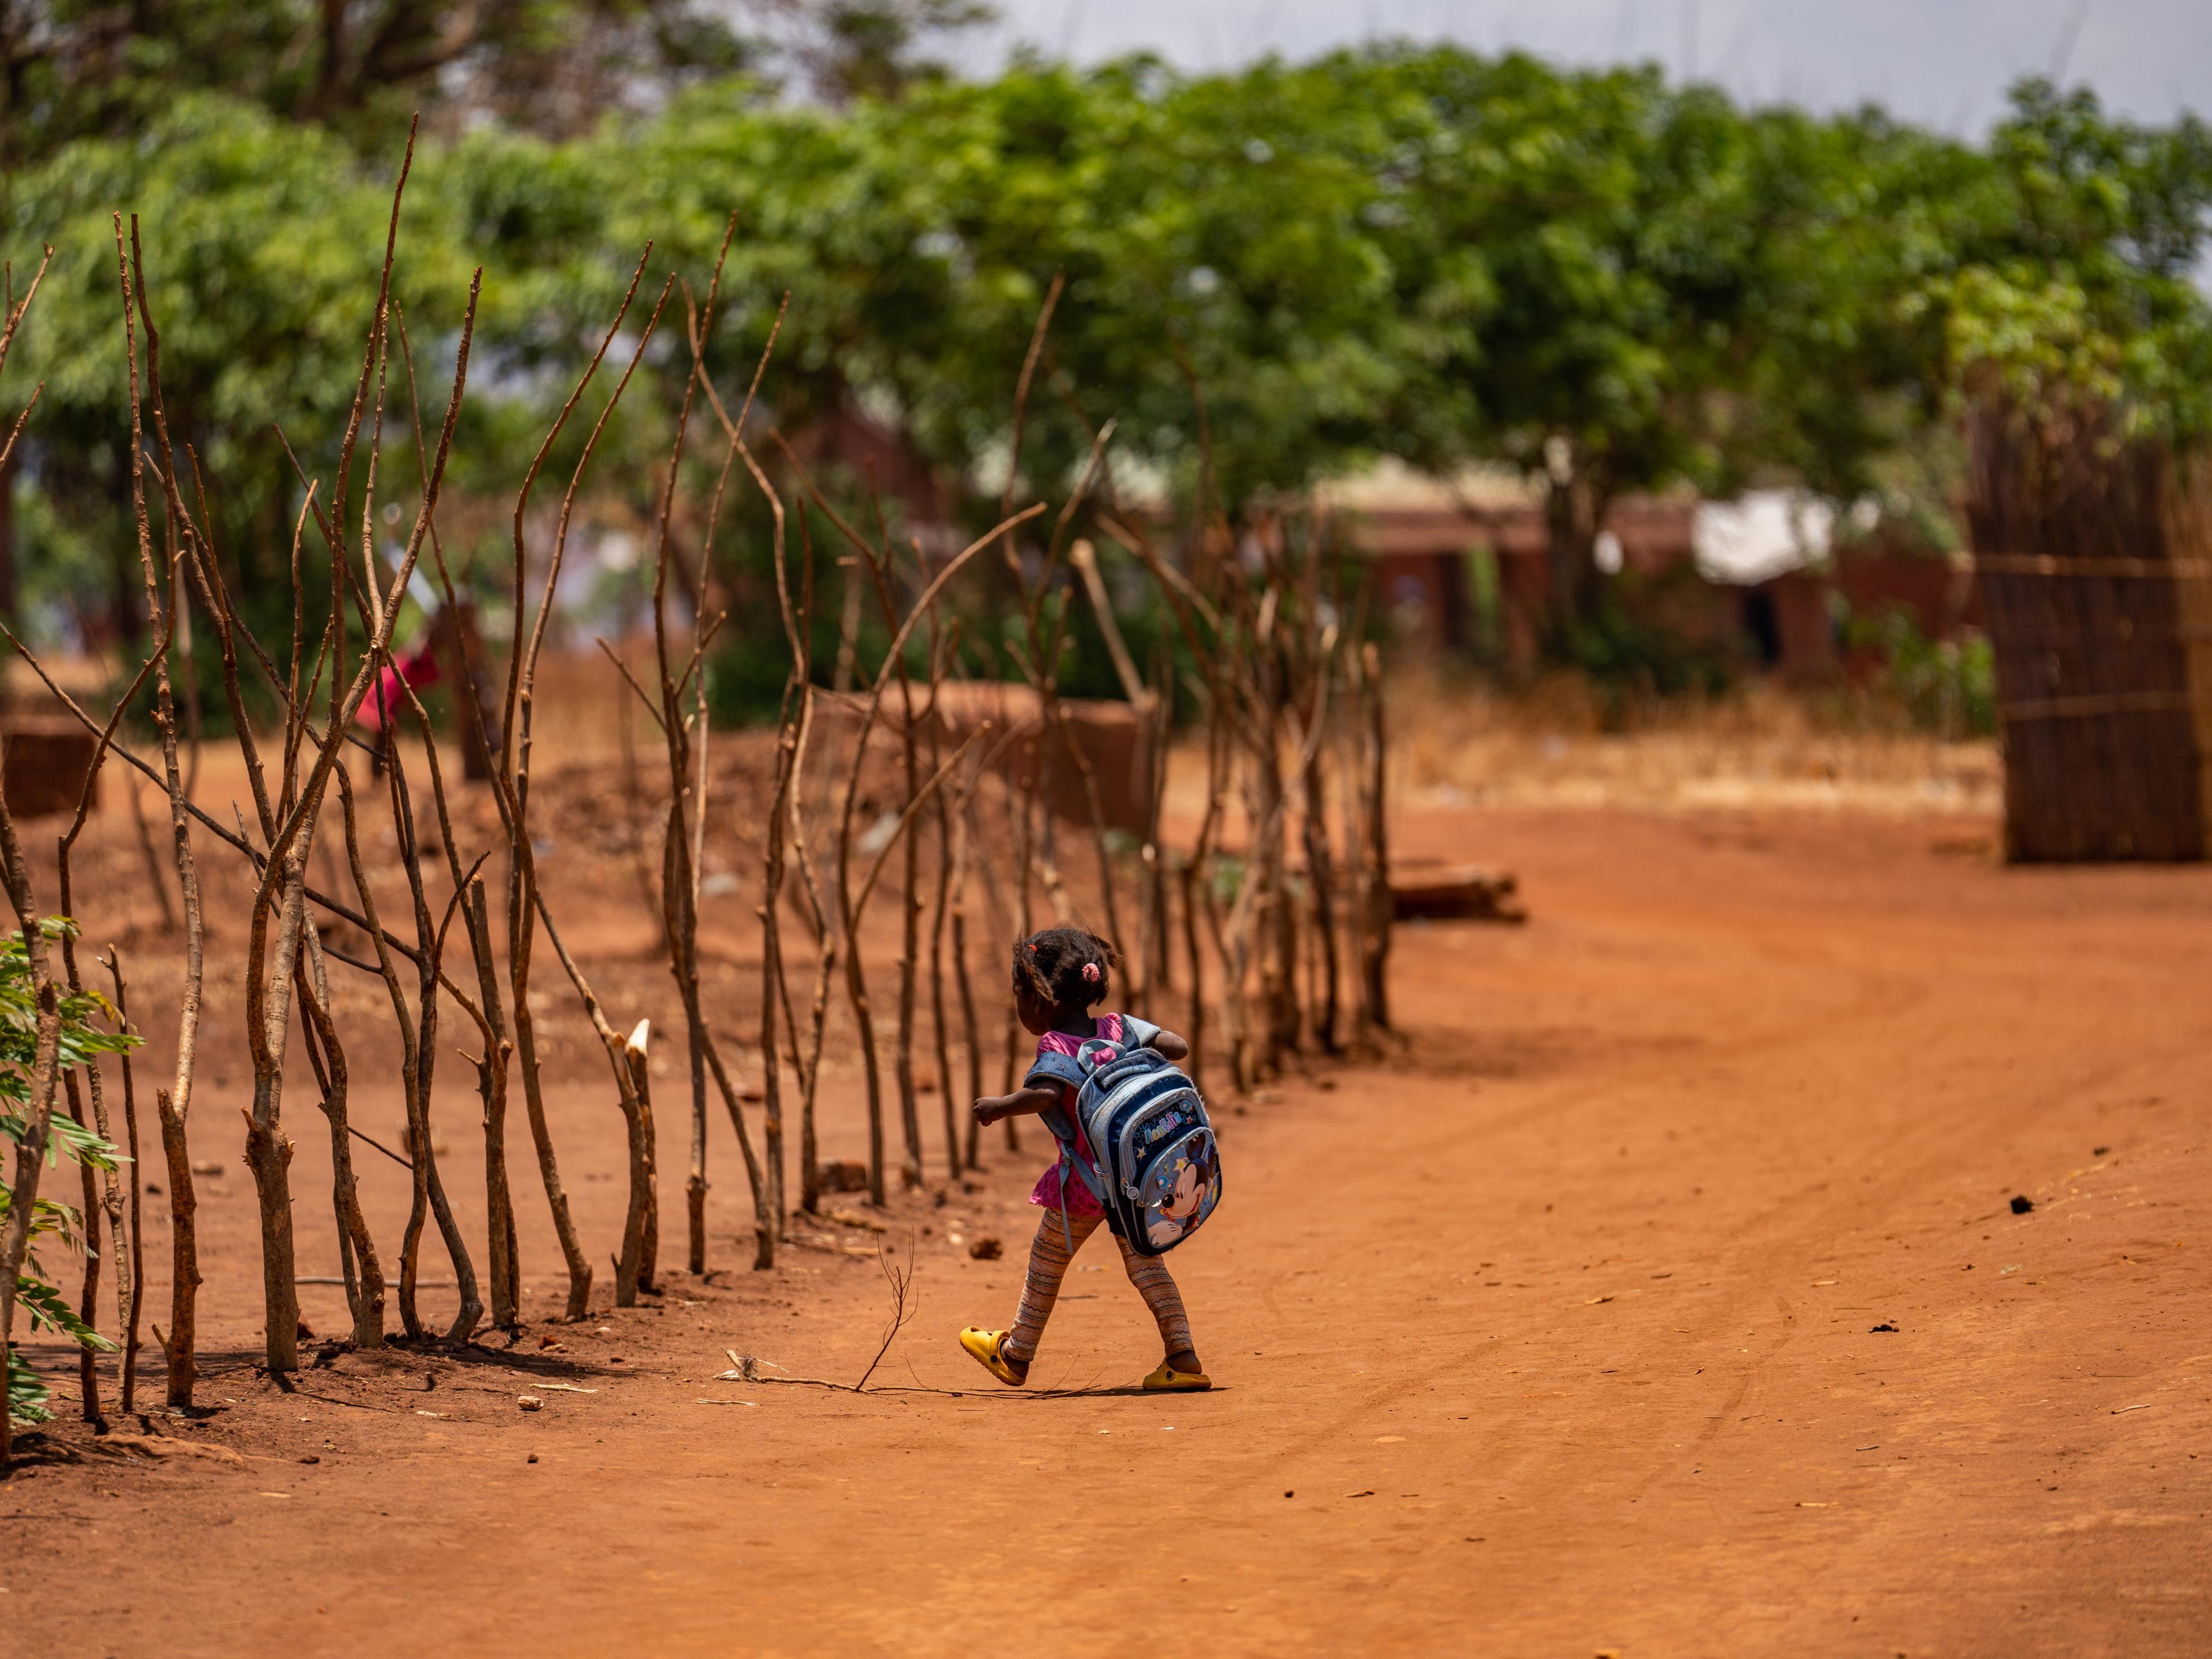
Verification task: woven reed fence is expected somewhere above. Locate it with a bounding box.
[1967,406,2212,861]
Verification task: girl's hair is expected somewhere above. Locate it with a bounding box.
[1013,926,1117,1009]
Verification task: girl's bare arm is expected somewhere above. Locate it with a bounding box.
[1146,1027,1190,1061]
[972,1082,1060,1127]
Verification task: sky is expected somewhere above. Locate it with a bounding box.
[958,1,2212,132]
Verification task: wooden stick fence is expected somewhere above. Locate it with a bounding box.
[0,180,1394,1467]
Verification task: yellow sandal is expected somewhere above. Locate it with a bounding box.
[1142,1360,1212,1392]
[959,1327,1029,1387]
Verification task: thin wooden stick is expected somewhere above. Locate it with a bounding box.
[744,434,805,1237]
[1358,640,1391,1031]
[123,774,178,933]
[108,215,206,1408]
[924,619,962,1181]
[63,1076,103,1422]
[953,785,987,1169]
[505,268,675,1316]
[647,228,775,1274]
[101,951,147,1412]
[855,499,928,1192]
[784,504,836,1215]
[52,642,158,1389]
[291,921,384,1348]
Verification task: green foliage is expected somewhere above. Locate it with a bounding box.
[0,2,757,158]
[777,2,997,102]
[5,95,472,654]
[1844,604,1998,738]
[1904,79,2212,442]
[12,1274,115,1351]
[5,43,2212,687]
[1556,579,1739,721]
[0,917,134,1430]
[0,919,140,1100]
[7,1341,51,1426]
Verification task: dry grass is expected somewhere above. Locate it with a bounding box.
[1384,668,2001,817]
[11,650,2001,841]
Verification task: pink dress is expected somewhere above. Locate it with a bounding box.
[1026,1013,1127,1218]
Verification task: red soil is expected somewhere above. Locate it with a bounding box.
[6,801,2209,1656]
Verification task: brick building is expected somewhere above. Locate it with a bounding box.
[1320,463,1974,677]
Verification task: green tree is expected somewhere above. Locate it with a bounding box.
[1354,50,1812,631]
[5,95,477,650]
[0,1,753,156]
[9,41,2212,687]
[1912,79,2212,439]
[752,1,995,102]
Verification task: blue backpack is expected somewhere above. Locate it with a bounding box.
[1026,1015,1223,1257]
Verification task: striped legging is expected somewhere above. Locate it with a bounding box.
[1001,1206,1194,1365]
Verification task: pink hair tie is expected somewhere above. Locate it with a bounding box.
[1081,963,1101,982]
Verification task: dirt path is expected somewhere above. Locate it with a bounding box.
[7,805,2210,1657]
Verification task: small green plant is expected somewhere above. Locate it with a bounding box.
[1207,853,1247,907]
[1552,578,1739,728]
[1843,605,1998,738]
[3,919,135,1430]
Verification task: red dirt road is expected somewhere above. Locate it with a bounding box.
[8,804,2211,1657]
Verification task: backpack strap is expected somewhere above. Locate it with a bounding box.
[1023,1050,1105,1200]
[1021,1048,1088,1104]
[1118,1014,1163,1052]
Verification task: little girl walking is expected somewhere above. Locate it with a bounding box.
[958,927,1211,1392]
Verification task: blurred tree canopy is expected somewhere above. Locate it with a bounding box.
[0,1,752,154]
[1,31,2208,676]
[0,0,990,154]
[1910,81,2212,439]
